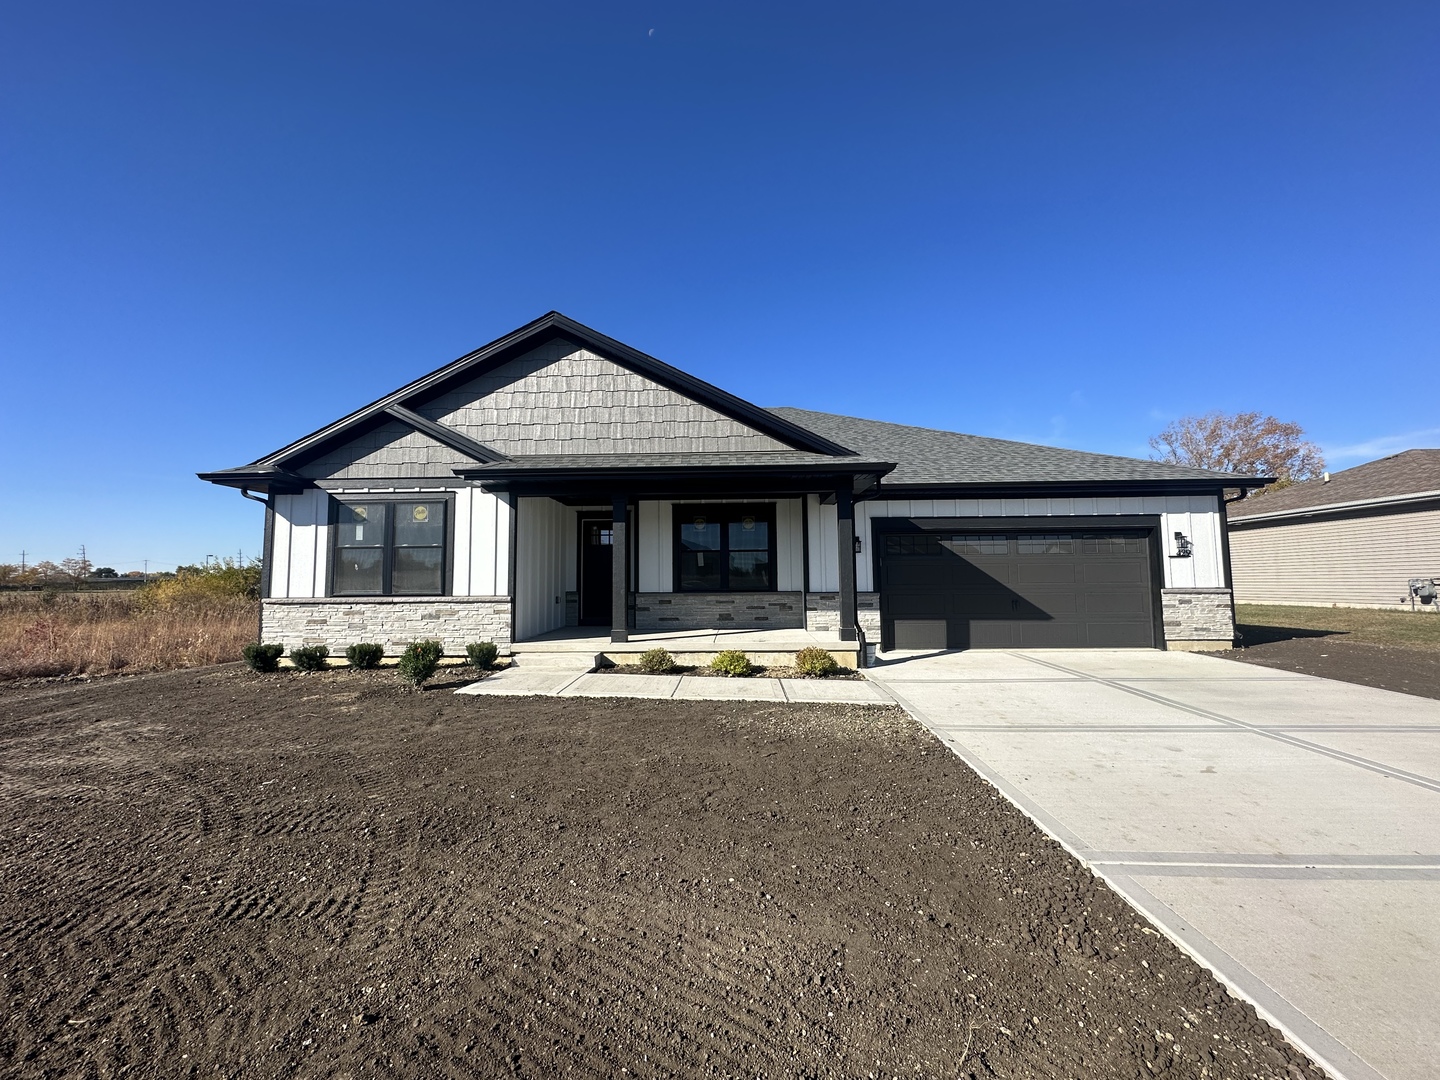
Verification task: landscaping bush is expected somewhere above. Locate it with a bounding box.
[465,641,500,669]
[638,647,676,674]
[346,643,384,669]
[710,649,752,677]
[289,644,330,671]
[397,639,444,687]
[242,642,285,673]
[794,646,840,677]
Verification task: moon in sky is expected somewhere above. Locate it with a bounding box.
[648,28,654,36]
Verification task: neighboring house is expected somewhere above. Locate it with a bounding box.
[200,312,1266,661]
[1228,450,1440,610]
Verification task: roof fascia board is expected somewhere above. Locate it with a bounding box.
[873,480,1260,499]
[1228,488,1440,525]
[250,311,852,472]
[383,404,507,463]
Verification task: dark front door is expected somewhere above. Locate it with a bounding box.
[578,516,614,626]
[879,529,1157,649]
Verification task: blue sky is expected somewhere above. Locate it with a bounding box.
[2,1,1437,572]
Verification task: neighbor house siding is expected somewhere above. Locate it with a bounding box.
[1230,507,1440,608]
[514,497,568,640]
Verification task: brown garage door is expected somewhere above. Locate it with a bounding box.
[879,530,1157,649]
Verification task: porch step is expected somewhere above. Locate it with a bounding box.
[510,653,599,673]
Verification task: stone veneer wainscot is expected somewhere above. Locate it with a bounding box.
[262,596,513,655]
[1160,588,1235,651]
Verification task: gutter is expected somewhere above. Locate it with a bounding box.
[1228,488,1440,525]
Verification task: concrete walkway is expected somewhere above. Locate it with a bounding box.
[455,657,893,705]
[866,649,1440,1080]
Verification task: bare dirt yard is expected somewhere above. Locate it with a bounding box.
[2,667,1321,1079]
[1223,603,1440,700]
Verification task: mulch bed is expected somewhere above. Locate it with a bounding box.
[0,667,1321,1078]
[1220,631,1440,701]
[598,664,864,680]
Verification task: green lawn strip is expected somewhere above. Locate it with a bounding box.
[1235,603,1440,651]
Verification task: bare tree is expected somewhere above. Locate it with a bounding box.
[1149,412,1324,484]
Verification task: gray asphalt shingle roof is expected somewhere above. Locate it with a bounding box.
[766,407,1256,486]
[1228,449,1440,519]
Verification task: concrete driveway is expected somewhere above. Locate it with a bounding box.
[866,649,1440,1080]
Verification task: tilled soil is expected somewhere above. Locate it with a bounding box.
[1,667,1322,1079]
[1222,631,1440,701]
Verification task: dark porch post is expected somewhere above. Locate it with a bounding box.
[611,494,630,643]
[836,485,857,642]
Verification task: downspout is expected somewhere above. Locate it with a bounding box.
[240,488,273,644]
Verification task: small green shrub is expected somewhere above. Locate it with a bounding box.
[638,647,676,674]
[289,644,330,672]
[794,646,840,677]
[397,639,444,687]
[242,642,285,673]
[465,641,500,669]
[346,643,384,669]
[710,649,752,677]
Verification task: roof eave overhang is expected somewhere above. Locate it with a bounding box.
[196,468,307,495]
[458,460,895,498]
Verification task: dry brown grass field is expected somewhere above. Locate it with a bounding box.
[0,588,257,681]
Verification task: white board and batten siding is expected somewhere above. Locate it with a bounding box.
[1230,507,1440,608]
[805,494,1225,592]
[267,487,512,600]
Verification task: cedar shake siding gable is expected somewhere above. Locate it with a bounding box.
[296,418,477,481]
[416,340,794,457]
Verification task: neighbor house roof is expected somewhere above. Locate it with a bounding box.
[766,408,1262,489]
[1228,449,1440,523]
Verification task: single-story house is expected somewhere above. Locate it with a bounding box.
[1228,450,1440,610]
[200,312,1267,662]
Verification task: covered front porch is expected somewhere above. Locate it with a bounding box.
[464,456,893,663]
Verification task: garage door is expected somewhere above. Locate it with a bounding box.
[879,530,1157,649]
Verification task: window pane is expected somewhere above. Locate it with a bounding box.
[337,503,387,547]
[1081,533,1146,555]
[728,516,768,551]
[1018,534,1074,555]
[394,502,444,547]
[334,548,383,594]
[680,519,721,551]
[728,551,771,590]
[945,534,1008,556]
[679,550,723,591]
[392,548,443,595]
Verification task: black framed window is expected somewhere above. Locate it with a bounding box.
[675,504,776,592]
[332,498,448,596]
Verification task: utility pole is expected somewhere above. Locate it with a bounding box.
[143,559,148,583]
[19,551,25,573]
